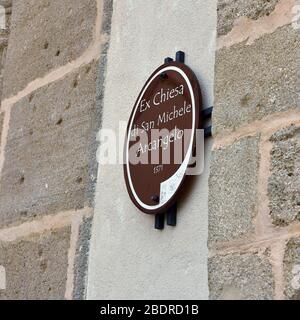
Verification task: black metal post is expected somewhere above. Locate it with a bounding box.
[155,213,165,230]
[167,203,177,226]
[175,51,185,63]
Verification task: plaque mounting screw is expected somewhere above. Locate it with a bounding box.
[164,57,173,63]
[151,195,160,203]
[160,72,168,79]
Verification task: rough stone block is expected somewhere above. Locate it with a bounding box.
[2,0,96,98]
[217,0,279,36]
[0,227,70,299]
[209,136,260,244]
[0,62,98,227]
[284,237,300,300]
[0,27,9,101]
[0,112,3,145]
[214,25,299,134]
[0,1,12,8]
[268,125,300,226]
[208,251,274,300]
[73,216,92,300]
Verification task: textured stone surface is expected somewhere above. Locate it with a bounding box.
[284,237,300,300]
[0,0,12,7]
[0,45,6,101]
[73,216,92,300]
[0,62,98,227]
[209,136,260,244]
[87,0,216,300]
[2,0,96,98]
[0,112,3,145]
[214,25,299,134]
[0,227,70,300]
[268,125,300,226]
[0,0,11,101]
[217,0,279,36]
[208,251,274,300]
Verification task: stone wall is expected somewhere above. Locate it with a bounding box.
[208,0,300,300]
[0,0,113,299]
[0,0,298,300]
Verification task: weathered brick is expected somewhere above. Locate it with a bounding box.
[268,125,300,226]
[214,25,299,134]
[2,0,97,98]
[208,136,260,244]
[217,0,279,36]
[208,251,274,300]
[0,227,70,299]
[0,61,98,227]
[284,237,300,300]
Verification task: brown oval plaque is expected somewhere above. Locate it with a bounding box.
[124,61,202,214]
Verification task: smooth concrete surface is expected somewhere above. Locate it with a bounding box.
[87,0,216,299]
